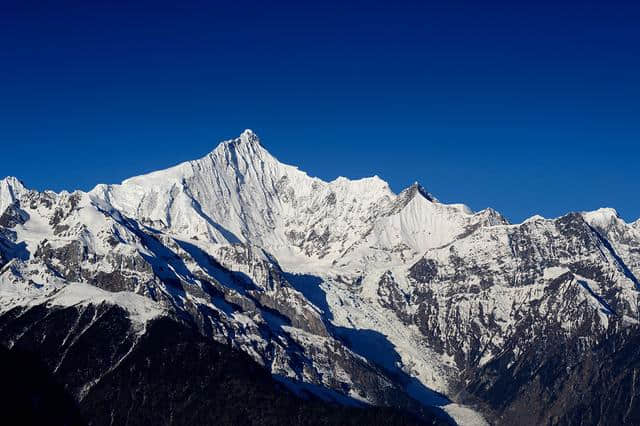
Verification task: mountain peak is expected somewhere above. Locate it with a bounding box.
[0,176,25,188]
[0,176,28,214]
[228,129,262,147]
[582,207,621,228]
[239,128,260,144]
[227,129,261,145]
[386,181,438,215]
[403,181,437,202]
[210,129,269,162]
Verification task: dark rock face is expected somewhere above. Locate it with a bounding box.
[0,202,28,228]
[0,303,443,426]
[0,229,28,267]
[358,210,640,424]
[408,258,438,284]
[378,271,408,308]
[462,322,640,426]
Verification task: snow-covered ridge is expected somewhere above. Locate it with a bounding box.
[85,130,513,275]
[0,280,164,326]
[582,207,621,228]
[520,207,635,228]
[6,131,632,242]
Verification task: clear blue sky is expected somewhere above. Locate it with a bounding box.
[1,1,639,222]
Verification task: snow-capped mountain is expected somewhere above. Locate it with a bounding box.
[1,130,639,425]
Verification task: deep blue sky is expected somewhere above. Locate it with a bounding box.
[1,1,639,222]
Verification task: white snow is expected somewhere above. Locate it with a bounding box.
[443,404,490,426]
[2,130,638,426]
[582,207,622,228]
[0,280,164,326]
[523,214,545,223]
[543,266,570,280]
[50,283,165,324]
[87,130,498,276]
[0,176,27,214]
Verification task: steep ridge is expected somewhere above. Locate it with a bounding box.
[1,130,640,425]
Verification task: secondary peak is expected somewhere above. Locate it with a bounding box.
[405,181,436,202]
